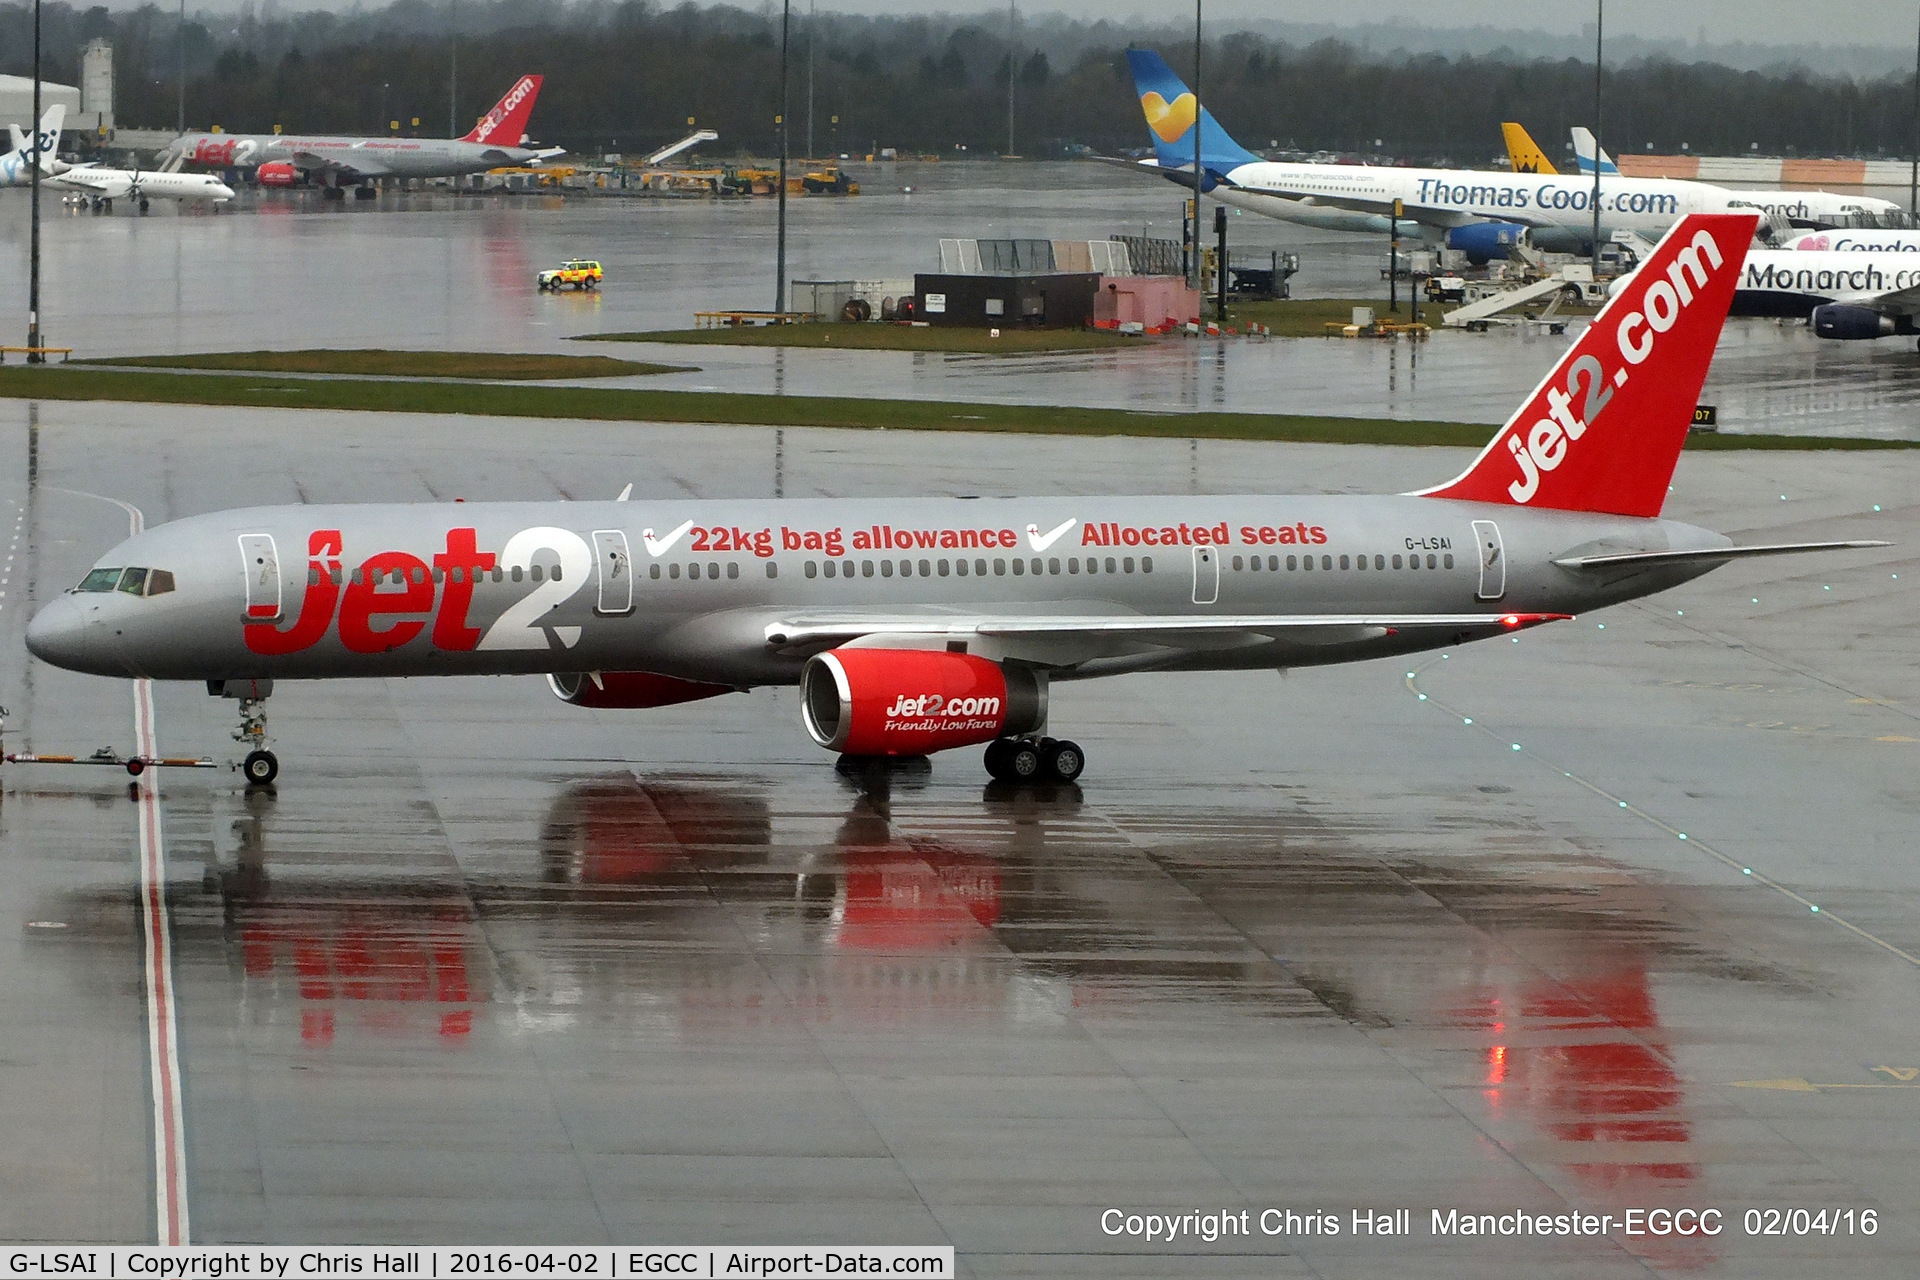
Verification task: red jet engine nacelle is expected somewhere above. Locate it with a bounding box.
[800,649,1047,756]
[256,162,299,187]
[548,671,736,709]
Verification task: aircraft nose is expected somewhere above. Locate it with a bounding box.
[25,596,97,672]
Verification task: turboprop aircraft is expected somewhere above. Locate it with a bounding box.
[1124,50,1750,260]
[51,160,234,210]
[165,75,564,196]
[24,213,1887,788]
[0,105,65,186]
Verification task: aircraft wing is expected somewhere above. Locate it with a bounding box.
[764,610,1570,658]
[287,149,392,177]
[1842,282,1920,317]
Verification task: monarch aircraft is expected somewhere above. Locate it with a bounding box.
[1123,50,1748,261]
[25,214,1887,787]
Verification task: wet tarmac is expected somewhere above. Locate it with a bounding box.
[0,399,1913,1274]
[2,162,1919,436]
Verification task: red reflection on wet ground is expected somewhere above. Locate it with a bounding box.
[240,906,480,1044]
[835,846,1002,952]
[1463,961,1713,1269]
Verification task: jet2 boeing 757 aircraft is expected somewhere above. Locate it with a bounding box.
[25,214,1887,787]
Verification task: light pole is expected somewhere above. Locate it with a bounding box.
[1591,0,1603,276]
[176,0,185,133]
[1006,0,1016,157]
[27,0,43,362]
[1190,0,1203,297]
[806,0,816,161]
[448,0,458,138]
[1910,6,1919,215]
[775,0,790,314]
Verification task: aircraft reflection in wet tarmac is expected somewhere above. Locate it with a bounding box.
[29,768,1767,1240]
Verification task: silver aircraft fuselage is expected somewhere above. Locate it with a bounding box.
[25,494,1727,687]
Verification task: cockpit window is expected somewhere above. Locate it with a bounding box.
[77,568,123,592]
[146,569,176,596]
[117,568,149,595]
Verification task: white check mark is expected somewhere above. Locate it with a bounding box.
[642,519,694,557]
[1026,519,1077,552]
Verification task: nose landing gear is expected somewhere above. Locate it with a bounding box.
[233,696,277,786]
[984,736,1083,784]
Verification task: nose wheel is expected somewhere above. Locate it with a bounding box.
[242,750,279,786]
[984,736,1083,784]
[232,695,278,787]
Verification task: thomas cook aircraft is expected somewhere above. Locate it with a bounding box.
[24,214,1886,786]
[1123,49,1752,261]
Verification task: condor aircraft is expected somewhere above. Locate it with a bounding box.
[25,214,1886,787]
[1124,50,1747,260]
[165,75,563,194]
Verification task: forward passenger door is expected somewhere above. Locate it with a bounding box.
[238,534,281,621]
[592,529,634,616]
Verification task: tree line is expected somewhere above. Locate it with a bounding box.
[0,0,1914,164]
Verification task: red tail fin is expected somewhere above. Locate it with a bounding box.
[462,75,543,145]
[1419,212,1756,518]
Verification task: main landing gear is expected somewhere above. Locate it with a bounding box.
[984,736,1084,784]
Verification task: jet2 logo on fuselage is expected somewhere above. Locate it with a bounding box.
[243,526,588,656]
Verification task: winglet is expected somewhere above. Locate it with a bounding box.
[1416,213,1758,518]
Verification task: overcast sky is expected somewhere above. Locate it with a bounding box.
[798,1,1910,51]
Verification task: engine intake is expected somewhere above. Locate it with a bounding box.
[549,671,735,709]
[1811,303,1897,341]
[800,649,1047,756]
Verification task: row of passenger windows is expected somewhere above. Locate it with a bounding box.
[307,564,563,586]
[76,566,176,596]
[298,551,1448,589]
[799,555,1154,580]
[1233,552,1453,572]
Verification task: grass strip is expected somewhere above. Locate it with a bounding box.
[583,326,1142,354]
[0,366,1910,452]
[75,349,691,380]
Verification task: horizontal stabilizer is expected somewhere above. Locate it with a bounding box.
[1553,540,1890,570]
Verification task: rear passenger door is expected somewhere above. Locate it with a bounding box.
[1471,520,1505,600]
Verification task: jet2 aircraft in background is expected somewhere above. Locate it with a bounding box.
[166,75,564,195]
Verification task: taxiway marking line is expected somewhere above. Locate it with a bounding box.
[56,487,190,1243]
[1406,665,1920,971]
